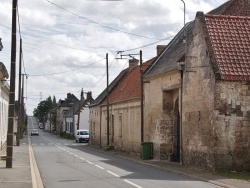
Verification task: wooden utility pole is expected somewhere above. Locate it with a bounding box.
[6,0,17,168]
[106,53,110,147]
[139,50,144,143]
[20,74,25,138]
[17,38,22,146]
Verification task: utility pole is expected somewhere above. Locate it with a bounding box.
[6,0,17,168]
[139,50,144,143]
[116,51,144,142]
[106,53,110,148]
[17,38,22,146]
[20,74,25,139]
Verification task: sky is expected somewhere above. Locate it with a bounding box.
[0,0,228,115]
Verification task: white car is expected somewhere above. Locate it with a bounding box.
[38,123,43,129]
[76,129,89,143]
[31,129,39,136]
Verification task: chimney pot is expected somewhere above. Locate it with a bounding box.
[157,45,166,56]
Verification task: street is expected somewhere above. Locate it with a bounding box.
[28,117,220,188]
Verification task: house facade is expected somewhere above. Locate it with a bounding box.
[56,93,78,134]
[64,91,94,136]
[89,57,156,153]
[144,0,250,171]
[89,68,130,147]
[0,62,9,154]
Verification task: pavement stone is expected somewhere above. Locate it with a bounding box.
[0,135,32,188]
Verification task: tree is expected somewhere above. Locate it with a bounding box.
[33,95,57,122]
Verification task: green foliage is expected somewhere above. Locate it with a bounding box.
[60,131,75,140]
[33,95,57,122]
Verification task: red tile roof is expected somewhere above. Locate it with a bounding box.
[205,14,250,81]
[108,58,156,103]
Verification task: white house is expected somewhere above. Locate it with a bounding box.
[0,62,9,154]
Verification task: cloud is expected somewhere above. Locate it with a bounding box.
[0,0,228,115]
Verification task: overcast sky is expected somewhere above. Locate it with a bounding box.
[0,0,228,115]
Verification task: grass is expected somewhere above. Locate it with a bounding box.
[215,171,250,181]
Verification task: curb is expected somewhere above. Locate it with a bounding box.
[28,136,44,188]
[86,145,238,188]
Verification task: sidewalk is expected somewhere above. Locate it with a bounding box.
[0,136,250,188]
[0,135,32,188]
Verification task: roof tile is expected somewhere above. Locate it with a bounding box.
[205,14,250,81]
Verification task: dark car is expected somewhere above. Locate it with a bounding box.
[31,129,39,136]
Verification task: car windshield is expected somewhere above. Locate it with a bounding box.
[80,131,89,135]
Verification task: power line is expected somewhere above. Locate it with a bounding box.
[17,3,27,75]
[28,58,105,77]
[45,0,164,40]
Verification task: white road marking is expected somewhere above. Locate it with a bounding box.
[95,165,105,170]
[86,160,93,164]
[123,179,143,188]
[35,133,144,188]
[107,171,120,178]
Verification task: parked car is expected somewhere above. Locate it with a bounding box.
[31,129,39,136]
[76,129,89,143]
[39,123,43,129]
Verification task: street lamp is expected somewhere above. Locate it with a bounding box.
[180,0,186,166]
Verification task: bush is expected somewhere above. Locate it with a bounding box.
[60,131,75,140]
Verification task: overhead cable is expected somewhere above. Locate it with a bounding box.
[45,0,164,40]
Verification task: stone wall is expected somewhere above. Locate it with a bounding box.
[144,72,181,160]
[89,106,101,146]
[182,13,216,170]
[92,99,142,154]
[182,12,250,171]
[213,81,250,171]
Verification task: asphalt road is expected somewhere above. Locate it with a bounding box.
[28,117,221,188]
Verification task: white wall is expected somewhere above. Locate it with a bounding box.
[0,82,9,152]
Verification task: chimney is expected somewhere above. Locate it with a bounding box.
[87,91,92,101]
[129,58,139,70]
[156,45,166,56]
[80,88,84,100]
[67,93,71,99]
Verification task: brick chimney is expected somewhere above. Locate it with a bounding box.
[129,58,139,70]
[157,45,166,56]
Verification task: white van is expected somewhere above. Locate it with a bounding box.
[76,129,89,143]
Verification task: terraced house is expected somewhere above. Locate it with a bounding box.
[89,0,250,171]
[144,0,250,171]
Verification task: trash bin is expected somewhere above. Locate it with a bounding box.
[141,142,153,160]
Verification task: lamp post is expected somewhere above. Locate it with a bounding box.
[180,0,186,166]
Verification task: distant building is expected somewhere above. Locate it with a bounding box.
[55,93,78,134]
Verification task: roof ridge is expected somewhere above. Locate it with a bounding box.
[205,14,250,20]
